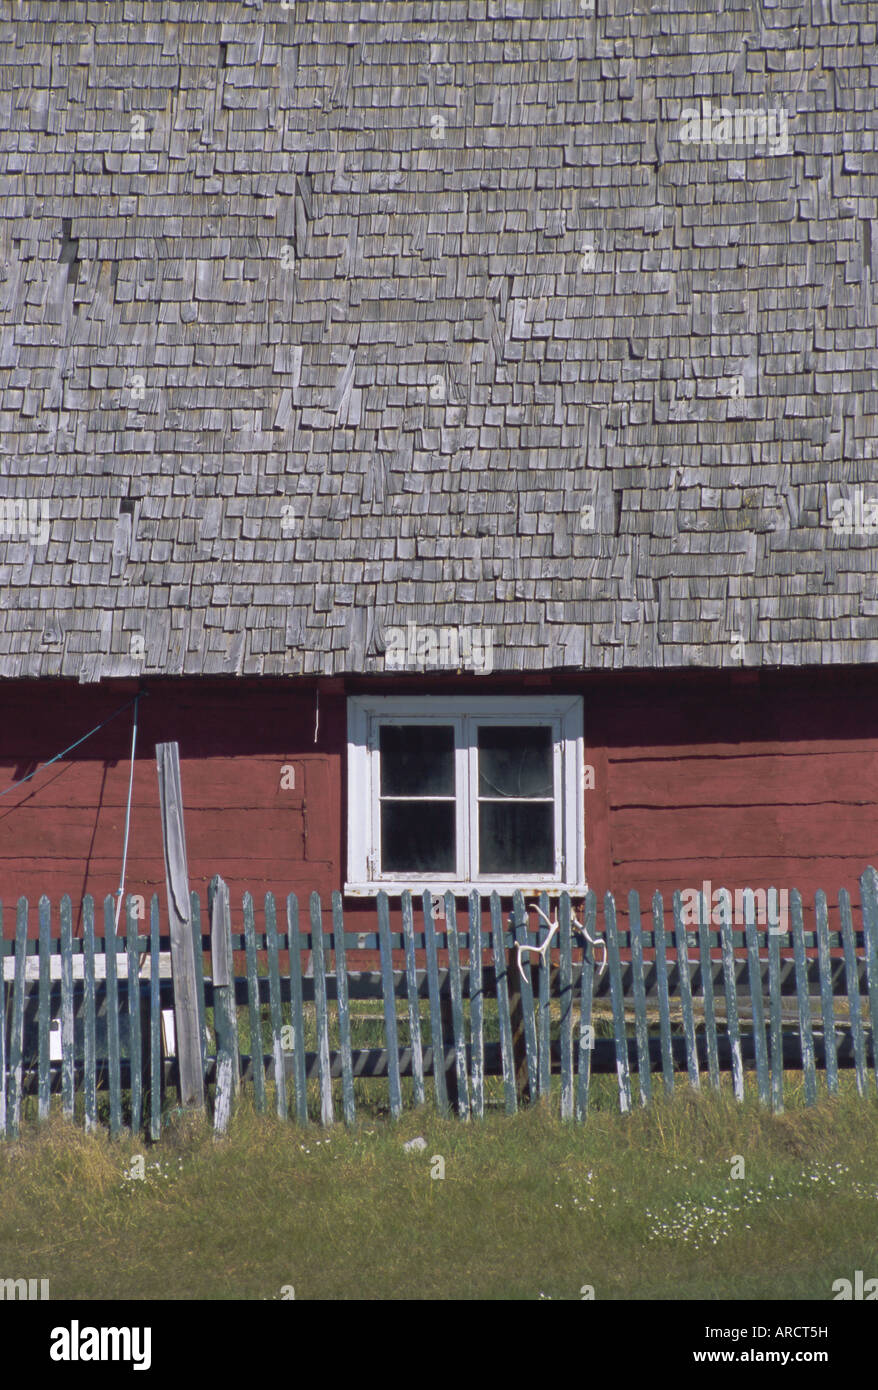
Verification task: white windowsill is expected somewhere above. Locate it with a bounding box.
[344,882,590,898]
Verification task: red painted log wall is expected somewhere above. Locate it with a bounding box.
[0,669,875,935]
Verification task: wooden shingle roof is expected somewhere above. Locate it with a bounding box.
[1,1,877,679]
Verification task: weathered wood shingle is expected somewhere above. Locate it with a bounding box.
[0,1,877,678]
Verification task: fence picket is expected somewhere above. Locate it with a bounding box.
[815,890,838,1095]
[38,896,51,1122]
[243,894,266,1113]
[768,917,784,1113]
[743,895,770,1106]
[444,892,470,1119]
[791,890,817,1105]
[190,891,209,1080]
[718,890,743,1102]
[286,894,307,1124]
[604,892,632,1114]
[536,891,552,1098]
[401,891,425,1108]
[469,891,484,1119]
[423,892,450,1115]
[7,899,27,1139]
[149,894,161,1142]
[651,892,674,1097]
[698,889,720,1090]
[266,892,289,1121]
[104,898,122,1137]
[672,891,700,1090]
[310,893,334,1127]
[576,891,597,1121]
[559,893,574,1119]
[332,893,355,1125]
[60,896,75,1121]
[491,892,517,1115]
[511,891,538,1103]
[628,891,651,1107]
[377,892,402,1121]
[126,898,143,1135]
[858,867,878,1093]
[839,888,866,1097]
[83,897,97,1133]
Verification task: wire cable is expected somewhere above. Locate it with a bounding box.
[0,695,142,800]
[114,693,141,933]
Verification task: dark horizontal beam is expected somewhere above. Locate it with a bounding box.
[18,1030,871,1096]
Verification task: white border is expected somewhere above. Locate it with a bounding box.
[345,695,585,895]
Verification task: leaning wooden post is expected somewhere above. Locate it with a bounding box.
[156,742,205,1114]
[210,874,238,1134]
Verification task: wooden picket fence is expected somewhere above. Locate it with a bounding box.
[2,869,878,1139]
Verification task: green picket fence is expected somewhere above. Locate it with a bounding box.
[2,869,878,1138]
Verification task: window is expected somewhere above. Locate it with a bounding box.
[346,696,585,894]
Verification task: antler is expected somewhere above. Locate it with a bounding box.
[515,902,607,981]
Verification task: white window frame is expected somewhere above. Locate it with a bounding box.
[346,695,585,895]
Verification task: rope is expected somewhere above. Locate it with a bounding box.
[114,693,141,933]
[0,695,142,799]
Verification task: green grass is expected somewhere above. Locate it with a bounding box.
[2,1079,876,1300]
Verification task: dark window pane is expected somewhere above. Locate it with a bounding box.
[479,802,554,874]
[381,801,456,873]
[477,725,553,799]
[379,724,455,796]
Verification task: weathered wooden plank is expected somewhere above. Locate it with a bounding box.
[490,892,516,1115]
[83,896,97,1133]
[858,867,878,1094]
[576,891,597,1121]
[651,891,674,1097]
[839,888,867,1097]
[126,898,143,1135]
[190,891,208,1079]
[604,892,632,1114]
[149,894,161,1142]
[7,899,28,1139]
[698,889,720,1090]
[266,892,289,1120]
[38,895,51,1122]
[286,894,307,1124]
[401,891,425,1108]
[536,891,552,1099]
[377,892,402,1121]
[511,891,538,1104]
[156,742,205,1113]
[332,893,355,1125]
[209,876,239,1116]
[60,896,75,1121]
[814,890,838,1096]
[444,891,470,1119]
[423,891,449,1115]
[790,890,817,1105]
[243,893,267,1113]
[104,897,122,1138]
[768,913,784,1113]
[628,891,651,1107]
[671,891,700,1090]
[559,893,575,1119]
[468,890,484,1119]
[718,890,743,1102]
[310,893,334,1127]
[743,893,770,1106]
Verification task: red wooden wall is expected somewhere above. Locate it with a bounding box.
[0,668,875,935]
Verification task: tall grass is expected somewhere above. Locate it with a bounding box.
[1,1083,876,1300]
